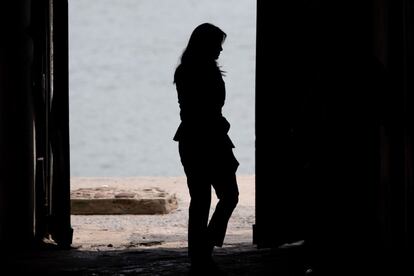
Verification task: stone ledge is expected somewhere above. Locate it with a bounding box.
[70,186,178,215]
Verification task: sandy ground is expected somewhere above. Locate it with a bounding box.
[70,174,255,251]
[7,175,312,275]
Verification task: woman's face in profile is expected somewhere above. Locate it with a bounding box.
[213,44,223,60]
[208,41,223,60]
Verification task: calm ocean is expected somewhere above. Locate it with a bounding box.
[69,0,256,177]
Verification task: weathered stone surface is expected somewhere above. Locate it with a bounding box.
[70,186,178,215]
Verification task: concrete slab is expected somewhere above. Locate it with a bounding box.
[70,186,178,215]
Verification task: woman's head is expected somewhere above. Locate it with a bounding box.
[181,23,226,64]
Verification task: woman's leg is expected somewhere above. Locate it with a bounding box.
[208,173,239,248]
[186,174,212,263]
[179,142,213,262]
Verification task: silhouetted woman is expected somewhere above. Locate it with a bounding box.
[173,23,239,274]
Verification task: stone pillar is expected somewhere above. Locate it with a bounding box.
[0,0,35,248]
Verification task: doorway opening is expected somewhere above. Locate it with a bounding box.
[68,0,256,250]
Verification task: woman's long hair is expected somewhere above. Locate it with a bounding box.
[174,23,226,83]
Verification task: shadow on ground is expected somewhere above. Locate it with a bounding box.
[3,242,308,275]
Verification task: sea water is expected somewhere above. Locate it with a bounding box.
[69,0,256,177]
